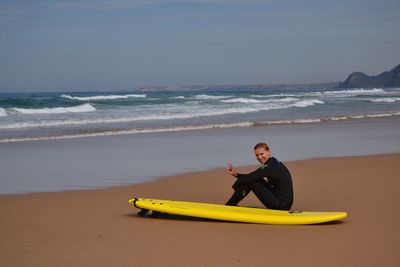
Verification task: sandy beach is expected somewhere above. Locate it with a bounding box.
[1,153,399,266]
[2,1,399,266]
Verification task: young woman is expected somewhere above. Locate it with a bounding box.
[225,142,294,210]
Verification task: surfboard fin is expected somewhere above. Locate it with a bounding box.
[137,209,149,217]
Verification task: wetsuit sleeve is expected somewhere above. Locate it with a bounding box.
[234,169,265,187]
[234,159,278,187]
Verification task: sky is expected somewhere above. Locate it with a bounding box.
[0,0,399,92]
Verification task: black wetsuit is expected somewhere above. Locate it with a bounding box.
[226,157,294,210]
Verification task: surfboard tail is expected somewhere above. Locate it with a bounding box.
[128,198,139,207]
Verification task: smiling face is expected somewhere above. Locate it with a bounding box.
[254,147,271,164]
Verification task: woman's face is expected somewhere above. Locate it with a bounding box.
[254,147,271,164]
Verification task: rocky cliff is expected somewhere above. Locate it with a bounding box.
[339,64,400,88]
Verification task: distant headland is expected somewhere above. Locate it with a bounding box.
[135,64,400,92]
[136,82,339,92]
[339,64,400,88]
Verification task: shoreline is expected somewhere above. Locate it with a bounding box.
[1,151,399,197]
[1,154,399,266]
[1,116,400,195]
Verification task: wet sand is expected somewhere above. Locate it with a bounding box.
[1,154,399,266]
[1,116,400,194]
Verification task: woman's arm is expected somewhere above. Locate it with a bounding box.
[234,158,278,186]
[234,167,266,187]
[226,162,238,177]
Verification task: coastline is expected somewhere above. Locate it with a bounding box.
[1,153,400,266]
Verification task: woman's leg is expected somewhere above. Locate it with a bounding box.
[226,179,290,210]
[225,185,250,206]
[249,181,283,209]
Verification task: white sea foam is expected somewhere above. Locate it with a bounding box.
[250,94,269,98]
[329,116,350,121]
[0,108,6,117]
[369,97,400,103]
[293,99,324,107]
[261,88,386,99]
[221,97,299,104]
[260,118,322,125]
[221,98,268,103]
[192,94,232,100]
[366,113,397,118]
[10,103,96,115]
[61,94,146,101]
[322,88,385,96]
[222,98,324,109]
[264,93,298,98]
[268,97,300,102]
[329,112,400,120]
[349,115,365,119]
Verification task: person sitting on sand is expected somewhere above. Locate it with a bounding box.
[225,142,293,210]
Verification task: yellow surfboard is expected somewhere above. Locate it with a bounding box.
[129,198,347,225]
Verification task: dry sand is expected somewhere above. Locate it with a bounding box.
[1,154,399,267]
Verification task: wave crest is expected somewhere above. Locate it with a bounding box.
[369,97,400,103]
[293,99,324,107]
[323,88,385,96]
[192,94,232,100]
[221,97,299,104]
[10,103,96,115]
[61,94,146,101]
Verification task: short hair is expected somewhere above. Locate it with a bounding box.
[254,142,270,151]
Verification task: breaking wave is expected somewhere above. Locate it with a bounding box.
[61,94,146,101]
[369,97,400,103]
[10,103,96,115]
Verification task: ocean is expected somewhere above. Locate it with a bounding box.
[1,86,400,143]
